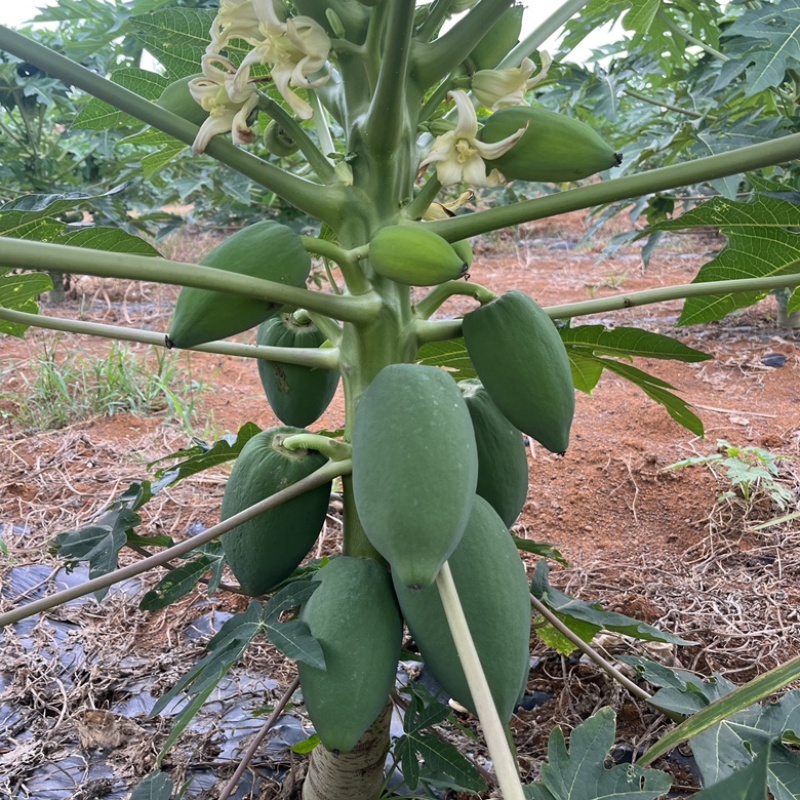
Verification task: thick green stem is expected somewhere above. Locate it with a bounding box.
[425,132,800,241]
[0,238,382,324]
[0,26,346,226]
[0,459,351,628]
[499,0,593,68]
[416,0,456,43]
[0,308,341,368]
[404,174,443,220]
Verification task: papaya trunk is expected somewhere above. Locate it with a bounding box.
[301,703,392,800]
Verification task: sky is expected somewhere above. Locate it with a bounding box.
[0,1,616,62]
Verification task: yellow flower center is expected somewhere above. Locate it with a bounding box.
[455,138,477,163]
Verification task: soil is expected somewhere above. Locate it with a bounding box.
[1,211,799,799]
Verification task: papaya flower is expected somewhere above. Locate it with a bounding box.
[422,190,475,221]
[208,0,262,53]
[189,55,259,153]
[419,90,525,187]
[230,0,331,119]
[472,54,552,111]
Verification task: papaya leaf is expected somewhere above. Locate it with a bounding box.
[692,748,769,800]
[648,193,800,326]
[56,226,160,256]
[395,732,486,793]
[149,422,262,491]
[1,185,128,217]
[403,692,452,734]
[129,771,174,800]
[512,536,568,567]
[73,68,168,130]
[0,268,52,337]
[725,1,800,96]
[561,325,711,362]
[566,349,605,393]
[593,356,704,436]
[524,709,672,800]
[128,9,216,79]
[263,581,325,669]
[291,733,320,754]
[53,508,140,601]
[416,337,477,379]
[531,561,695,646]
[534,614,598,656]
[139,554,219,611]
[142,142,189,179]
[150,601,264,763]
[0,214,65,241]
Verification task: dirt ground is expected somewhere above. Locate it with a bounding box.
[1,211,799,798]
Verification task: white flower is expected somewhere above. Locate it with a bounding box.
[419,91,526,187]
[189,55,259,153]
[209,0,262,53]
[472,54,552,111]
[231,0,331,119]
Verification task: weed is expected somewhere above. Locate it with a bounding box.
[0,338,206,432]
[666,439,795,513]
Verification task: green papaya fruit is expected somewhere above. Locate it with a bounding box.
[451,239,474,270]
[264,119,300,157]
[156,74,207,127]
[298,556,402,753]
[393,495,531,722]
[220,427,331,596]
[368,225,468,286]
[168,220,311,350]
[462,291,574,454]
[468,4,524,71]
[459,379,528,527]
[256,313,340,427]
[352,364,478,589]
[480,106,622,183]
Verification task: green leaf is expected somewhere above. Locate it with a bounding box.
[150,602,264,764]
[725,1,800,96]
[139,555,218,611]
[53,508,140,601]
[561,325,711,363]
[128,9,216,78]
[129,771,174,800]
[0,214,65,241]
[263,581,326,669]
[57,226,161,256]
[149,422,262,492]
[566,349,605,393]
[512,536,569,567]
[396,732,486,793]
[524,709,672,800]
[531,561,694,646]
[291,733,320,754]
[649,193,800,326]
[596,357,705,436]
[0,268,53,337]
[535,615,597,656]
[622,0,662,35]
[73,68,168,130]
[142,143,189,179]
[416,337,477,379]
[0,186,129,219]
[692,748,769,800]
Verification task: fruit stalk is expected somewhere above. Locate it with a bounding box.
[436,562,525,800]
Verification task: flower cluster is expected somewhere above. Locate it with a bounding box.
[189,0,331,153]
[420,55,550,189]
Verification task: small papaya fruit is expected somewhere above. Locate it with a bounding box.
[352,364,478,589]
[480,106,621,183]
[462,291,574,454]
[393,495,531,722]
[256,313,340,427]
[156,74,207,126]
[168,220,311,350]
[298,556,402,754]
[368,225,468,286]
[451,239,474,270]
[264,119,300,157]
[220,427,332,596]
[468,4,524,71]
[460,379,528,527]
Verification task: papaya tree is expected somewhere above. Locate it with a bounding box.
[1,1,800,799]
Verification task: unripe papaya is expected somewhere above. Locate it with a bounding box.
[298,557,402,753]
[220,427,331,596]
[462,291,574,454]
[459,379,528,527]
[451,239,474,269]
[468,4,524,71]
[256,313,340,427]
[368,225,468,286]
[168,221,310,350]
[394,495,531,722]
[156,74,207,126]
[352,364,478,589]
[264,119,300,157]
[480,106,622,183]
